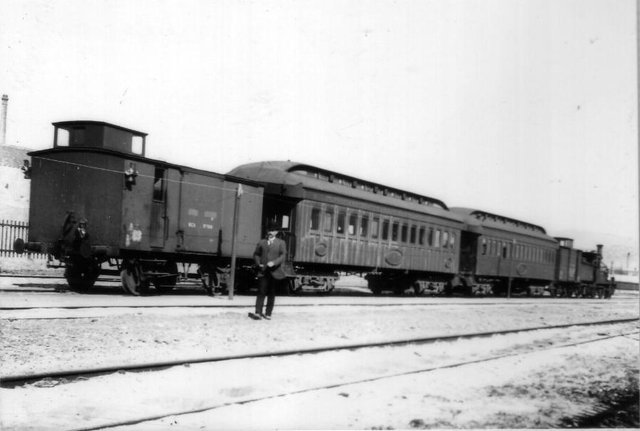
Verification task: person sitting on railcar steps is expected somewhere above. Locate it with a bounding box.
[249,225,287,320]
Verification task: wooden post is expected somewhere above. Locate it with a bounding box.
[507,239,515,298]
[228,184,243,300]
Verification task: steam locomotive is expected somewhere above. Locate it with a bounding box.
[15,121,615,298]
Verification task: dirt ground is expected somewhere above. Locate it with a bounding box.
[0,290,638,430]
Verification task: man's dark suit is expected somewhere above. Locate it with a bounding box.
[253,236,287,317]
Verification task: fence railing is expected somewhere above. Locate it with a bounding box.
[0,219,47,259]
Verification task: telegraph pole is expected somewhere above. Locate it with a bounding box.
[228,184,243,300]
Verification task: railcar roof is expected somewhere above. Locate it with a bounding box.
[28,146,263,188]
[53,120,148,137]
[228,161,463,222]
[450,207,556,241]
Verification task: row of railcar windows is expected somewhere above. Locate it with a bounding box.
[309,207,456,249]
[481,238,555,264]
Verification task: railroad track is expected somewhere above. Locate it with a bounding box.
[1,318,638,431]
[2,317,636,388]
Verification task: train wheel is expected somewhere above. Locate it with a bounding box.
[66,262,100,291]
[154,261,178,292]
[121,267,141,296]
[285,278,299,296]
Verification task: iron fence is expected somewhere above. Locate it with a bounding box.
[0,219,47,259]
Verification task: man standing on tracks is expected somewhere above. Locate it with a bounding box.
[249,225,287,320]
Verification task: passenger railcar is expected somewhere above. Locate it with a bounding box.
[228,161,466,294]
[15,121,263,293]
[452,208,559,296]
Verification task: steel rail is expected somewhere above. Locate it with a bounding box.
[2,317,637,388]
[68,330,640,431]
[0,297,632,312]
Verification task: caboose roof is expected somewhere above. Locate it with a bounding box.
[52,120,148,137]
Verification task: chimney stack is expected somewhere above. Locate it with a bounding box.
[0,94,8,146]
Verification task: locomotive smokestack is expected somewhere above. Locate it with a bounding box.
[0,94,7,146]
[596,244,603,256]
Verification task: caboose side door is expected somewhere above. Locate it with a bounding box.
[149,167,167,248]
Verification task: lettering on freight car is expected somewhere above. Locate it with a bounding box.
[125,223,143,246]
[204,211,217,220]
[188,209,199,216]
[188,222,197,228]
[202,224,213,230]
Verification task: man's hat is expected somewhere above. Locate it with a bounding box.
[266,222,280,232]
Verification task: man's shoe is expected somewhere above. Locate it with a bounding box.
[260,314,271,320]
[248,312,262,320]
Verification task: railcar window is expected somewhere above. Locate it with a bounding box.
[428,228,434,247]
[282,215,290,229]
[153,168,165,202]
[310,208,320,230]
[348,213,357,235]
[56,128,70,146]
[481,239,487,255]
[418,227,425,245]
[434,230,441,247]
[449,233,456,248]
[132,136,144,154]
[382,220,390,240]
[401,224,408,243]
[410,225,416,244]
[371,218,379,239]
[442,231,449,248]
[337,212,346,234]
[324,210,333,233]
[360,216,369,237]
[392,222,399,242]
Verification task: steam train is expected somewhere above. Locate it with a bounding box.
[15,121,615,298]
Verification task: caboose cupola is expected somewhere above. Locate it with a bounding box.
[53,120,147,156]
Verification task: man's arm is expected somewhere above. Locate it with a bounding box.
[253,242,263,266]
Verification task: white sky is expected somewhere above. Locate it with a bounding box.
[1,0,637,258]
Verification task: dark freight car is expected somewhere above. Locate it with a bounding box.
[17,121,263,293]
